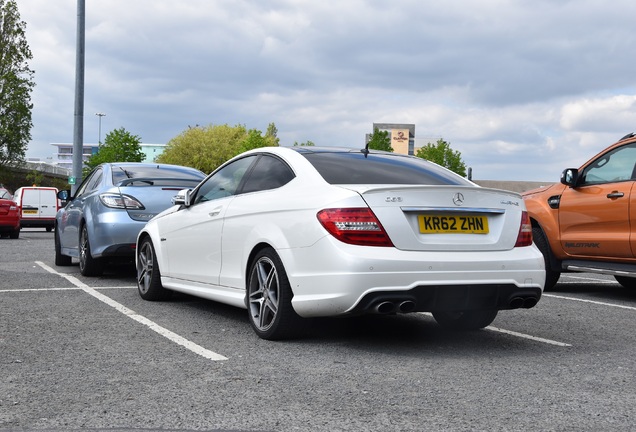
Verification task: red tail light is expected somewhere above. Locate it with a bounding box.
[317,208,394,247]
[515,211,533,247]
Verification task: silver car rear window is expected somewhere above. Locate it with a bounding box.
[112,165,204,186]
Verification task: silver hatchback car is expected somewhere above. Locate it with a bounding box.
[55,162,205,276]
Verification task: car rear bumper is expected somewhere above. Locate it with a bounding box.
[0,225,20,232]
[90,213,145,258]
[20,218,55,228]
[347,284,542,315]
[280,237,546,318]
[0,219,20,231]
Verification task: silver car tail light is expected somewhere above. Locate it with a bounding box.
[99,193,145,210]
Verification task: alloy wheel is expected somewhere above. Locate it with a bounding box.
[248,256,280,332]
[137,241,154,295]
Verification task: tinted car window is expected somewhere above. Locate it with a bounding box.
[300,151,472,185]
[193,156,256,204]
[75,168,102,197]
[241,155,295,193]
[87,170,103,191]
[580,143,636,185]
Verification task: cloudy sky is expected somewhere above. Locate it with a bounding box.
[17,0,636,181]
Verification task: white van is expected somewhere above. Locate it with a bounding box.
[13,186,60,231]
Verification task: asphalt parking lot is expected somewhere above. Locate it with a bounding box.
[2,230,636,431]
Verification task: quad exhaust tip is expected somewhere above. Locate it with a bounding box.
[509,296,539,309]
[372,300,417,314]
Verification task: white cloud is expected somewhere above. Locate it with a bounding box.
[15,0,636,181]
[561,95,636,132]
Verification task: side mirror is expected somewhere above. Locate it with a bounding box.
[560,168,579,187]
[172,188,192,206]
[57,190,71,201]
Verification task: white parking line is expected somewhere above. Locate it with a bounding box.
[486,325,571,347]
[0,287,81,293]
[544,293,636,311]
[35,261,228,361]
[0,286,136,293]
[419,312,571,346]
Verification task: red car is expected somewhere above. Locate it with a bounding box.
[0,188,20,239]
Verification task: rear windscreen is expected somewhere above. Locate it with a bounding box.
[300,152,472,185]
[112,165,205,186]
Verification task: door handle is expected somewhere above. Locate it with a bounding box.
[607,191,625,199]
[209,207,222,217]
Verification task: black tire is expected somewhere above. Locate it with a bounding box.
[614,275,636,289]
[137,236,172,301]
[532,226,560,290]
[9,229,19,239]
[79,224,104,276]
[246,247,302,340]
[46,226,53,232]
[54,228,72,266]
[432,309,498,331]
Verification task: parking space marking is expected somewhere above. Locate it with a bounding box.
[544,293,636,312]
[486,325,572,347]
[0,287,82,293]
[420,313,571,346]
[35,261,228,361]
[0,286,136,293]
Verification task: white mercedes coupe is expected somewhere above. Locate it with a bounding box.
[136,146,545,340]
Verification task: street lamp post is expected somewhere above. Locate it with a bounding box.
[95,112,106,144]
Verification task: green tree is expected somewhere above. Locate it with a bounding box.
[265,122,279,144]
[239,127,278,154]
[366,128,393,152]
[84,127,144,175]
[416,138,467,177]
[25,169,42,186]
[0,0,34,169]
[293,140,315,146]
[157,123,278,173]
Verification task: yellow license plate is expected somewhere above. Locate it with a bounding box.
[418,215,489,234]
[22,209,38,214]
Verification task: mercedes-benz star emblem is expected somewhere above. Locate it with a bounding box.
[453,192,464,206]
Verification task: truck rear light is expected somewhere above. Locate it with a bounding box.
[515,211,533,247]
[317,208,394,247]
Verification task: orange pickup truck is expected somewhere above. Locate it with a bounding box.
[522,132,636,290]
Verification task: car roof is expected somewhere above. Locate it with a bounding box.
[289,146,394,156]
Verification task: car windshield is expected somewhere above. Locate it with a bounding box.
[112,165,204,186]
[299,150,472,185]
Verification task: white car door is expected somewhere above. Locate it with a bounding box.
[161,155,258,286]
[160,196,232,284]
